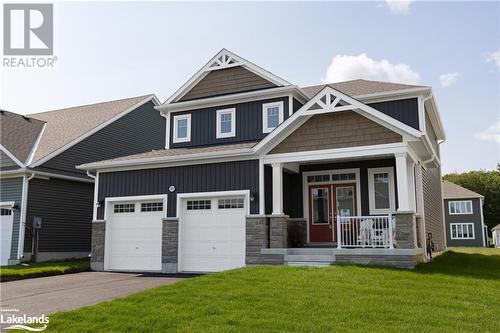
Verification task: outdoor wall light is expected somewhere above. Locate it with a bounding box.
[250,193,257,202]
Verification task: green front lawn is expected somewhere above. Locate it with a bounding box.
[45,248,499,333]
[0,259,90,281]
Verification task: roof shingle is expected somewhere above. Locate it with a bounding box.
[442,180,483,199]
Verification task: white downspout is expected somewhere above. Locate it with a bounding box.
[18,173,35,260]
[87,171,98,221]
[160,111,170,150]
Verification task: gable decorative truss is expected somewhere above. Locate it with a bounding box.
[254,85,423,155]
[164,49,291,104]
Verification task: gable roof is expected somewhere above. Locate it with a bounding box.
[492,224,500,231]
[29,94,157,165]
[0,110,46,165]
[165,49,291,104]
[301,79,428,98]
[442,180,483,199]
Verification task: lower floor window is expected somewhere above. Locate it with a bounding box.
[187,200,211,210]
[450,223,474,239]
[218,198,244,209]
[114,203,135,213]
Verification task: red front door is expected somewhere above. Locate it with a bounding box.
[308,183,357,243]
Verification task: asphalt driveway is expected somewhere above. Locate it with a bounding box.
[0,272,183,316]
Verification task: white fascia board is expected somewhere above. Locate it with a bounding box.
[423,93,446,141]
[156,86,308,114]
[0,167,94,183]
[76,148,256,171]
[261,142,408,164]
[164,49,291,104]
[353,87,431,102]
[25,123,47,166]
[0,144,25,167]
[29,95,158,168]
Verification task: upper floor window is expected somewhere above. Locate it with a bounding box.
[216,108,236,138]
[173,114,191,143]
[262,101,284,133]
[449,200,473,215]
[368,167,396,214]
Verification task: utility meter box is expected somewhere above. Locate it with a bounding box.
[33,217,42,229]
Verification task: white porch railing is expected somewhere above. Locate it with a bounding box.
[336,214,395,249]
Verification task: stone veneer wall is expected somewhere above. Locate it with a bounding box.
[394,212,417,249]
[269,216,288,248]
[245,216,269,264]
[90,220,105,271]
[162,218,178,273]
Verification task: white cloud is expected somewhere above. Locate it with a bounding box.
[322,53,420,85]
[475,119,500,144]
[485,50,500,68]
[385,0,412,14]
[439,72,459,87]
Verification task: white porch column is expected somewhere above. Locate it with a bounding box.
[259,159,265,215]
[395,152,415,212]
[271,162,283,215]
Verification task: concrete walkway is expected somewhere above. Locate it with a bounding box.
[0,272,183,316]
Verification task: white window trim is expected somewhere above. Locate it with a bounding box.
[262,101,284,133]
[448,200,473,215]
[216,108,236,139]
[450,223,475,240]
[368,167,396,215]
[173,114,191,143]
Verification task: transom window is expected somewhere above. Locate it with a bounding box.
[173,114,191,143]
[186,200,211,210]
[141,202,163,212]
[0,208,12,216]
[306,172,357,184]
[307,174,331,183]
[368,167,395,214]
[218,198,244,209]
[450,223,475,239]
[114,203,135,213]
[449,201,473,215]
[262,101,284,133]
[216,108,236,138]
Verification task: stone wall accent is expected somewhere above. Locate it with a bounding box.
[269,111,402,154]
[245,216,269,264]
[287,218,307,247]
[90,220,105,271]
[162,218,179,273]
[394,212,417,249]
[270,215,288,248]
[335,253,424,269]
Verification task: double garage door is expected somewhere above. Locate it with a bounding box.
[105,194,246,273]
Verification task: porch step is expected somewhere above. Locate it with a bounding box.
[287,248,336,256]
[287,254,335,262]
[287,261,332,267]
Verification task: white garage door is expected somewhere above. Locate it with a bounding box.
[180,196,246,272]
[1,208,14,266]
[106,199,164,272]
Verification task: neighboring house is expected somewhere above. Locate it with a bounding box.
[0,95,165,265]
[442,180,487,247]
[493,224,500,248]
[79,49,446,273]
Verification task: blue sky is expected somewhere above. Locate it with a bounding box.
[2,1,499,173]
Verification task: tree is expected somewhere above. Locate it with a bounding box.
[444,167,500,235]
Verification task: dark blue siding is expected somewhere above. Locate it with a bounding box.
[37,101,166,178]
[98,160,260,218]
[444,198,484,247]
[170,97,289,148]
[368,98,420,130]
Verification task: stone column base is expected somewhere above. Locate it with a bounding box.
[270,215,289,248]
[393,212,417,249]
[162,217,179,273]
[91,220,106,271]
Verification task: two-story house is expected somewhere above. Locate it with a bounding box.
[0,95,165,265]
[79,49,446,273]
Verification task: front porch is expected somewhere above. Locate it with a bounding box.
[248,143,427,268]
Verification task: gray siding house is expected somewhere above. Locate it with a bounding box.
[79,49,447,273]
[442,180,486,247]
[0,95,165,265]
